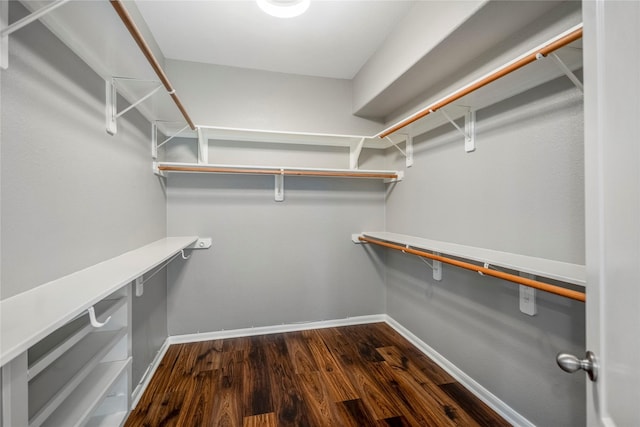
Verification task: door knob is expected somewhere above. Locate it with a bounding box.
[556,351,598,382]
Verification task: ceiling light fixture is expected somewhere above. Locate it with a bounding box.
[256,0,310,19]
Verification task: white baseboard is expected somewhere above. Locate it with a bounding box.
[130,339,171,409]
[384,315,534,427]
[131,314,531,427]
[167,314,387,344]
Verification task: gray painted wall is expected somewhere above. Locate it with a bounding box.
[165,59,383,136]
[165,168,386,335]
[1,2,167,386]
[384,75,585,425]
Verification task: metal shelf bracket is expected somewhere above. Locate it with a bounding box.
[349,137,366,170]
[106,78,163,135]
[197,128,208,164]
[537,52,583,93]
[275,170,284,202]
[436,108,476,153]
[1,0,72,70]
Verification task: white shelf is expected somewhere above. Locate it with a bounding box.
[157,162,402,180]
[28,297,127,380]
[29,329,127,426]
[40,359,130,427]
[361,231,585,287]
[85,411,128,427]
[0,236,198,367]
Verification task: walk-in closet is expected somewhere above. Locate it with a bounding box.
[2,0,639,425]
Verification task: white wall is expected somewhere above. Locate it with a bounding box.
[165,141,387,335]
[0,2,168,386]
[166,59,383,136]
[384,74,585,425]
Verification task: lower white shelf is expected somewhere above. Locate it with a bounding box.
[28,298,126,380]
[40,359,130,427]
[29,329,127,426]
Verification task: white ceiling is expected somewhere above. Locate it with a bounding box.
[134,0,416,80]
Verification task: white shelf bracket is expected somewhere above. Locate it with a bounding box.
[464,110,476,153]
[519,272,538,316]
[537,52,583,93]
[352,234,364,244]
[106,78,162,135]
[151,122,158,160]
[157,124,190,149]
[432,252,442,281]
[349,137,366,170]
[197,127,208,164]
[275,170,284,202]
[105,80,118,135]
[385,136,407,157]
[0,0,71,70]
[405,132,414,167]
[187,237,212,249]
[437,108,475,153]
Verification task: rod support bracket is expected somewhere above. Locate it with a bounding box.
[384,171,404,183]
[352,234,364,244]
[275,170,284,202]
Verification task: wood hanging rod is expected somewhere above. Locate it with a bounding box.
[359,236,586,302]
[377,25,583,139]
[158,164,399,179]
[109,0,196,130]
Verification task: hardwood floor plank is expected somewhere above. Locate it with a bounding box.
[295,371,342,425]
[285,331,319,374]
[334,398,378,427]
[378,347,478,426]
[243,336,274,417]
[175,369,215,427]
[375,415,415,427]
[212,349,244,427]
[301,329,359,402]
[374,324,457,385]
[340,360,403,420]
[243,412,277,427]
[263,334,314,426]
[440,382,512,427]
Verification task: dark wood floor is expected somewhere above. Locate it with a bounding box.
[125,323,510,426]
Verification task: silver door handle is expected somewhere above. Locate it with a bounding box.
[556,351,598,382]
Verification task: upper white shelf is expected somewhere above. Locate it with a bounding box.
[361,231,585,287]
[0,236,198,367]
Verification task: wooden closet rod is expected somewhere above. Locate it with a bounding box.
[359,236,586,302]
[110,0,196,130]
[377,25,583,139]
[158,164,398,179]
